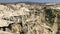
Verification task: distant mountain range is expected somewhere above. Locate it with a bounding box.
[0,0,60,5]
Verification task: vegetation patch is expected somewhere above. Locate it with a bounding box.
[43,7,55,24]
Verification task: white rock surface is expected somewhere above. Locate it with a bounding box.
[0,4,30,27]
[0,31,14,34]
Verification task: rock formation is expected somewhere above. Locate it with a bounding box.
[0,3,59,34]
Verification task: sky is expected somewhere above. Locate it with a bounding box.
[0,0,60,3]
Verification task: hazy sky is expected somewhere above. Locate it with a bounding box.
[0,0,60,3]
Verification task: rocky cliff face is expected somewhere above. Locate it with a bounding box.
[0,3,59,34]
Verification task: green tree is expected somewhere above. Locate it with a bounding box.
[43,7,55,24]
